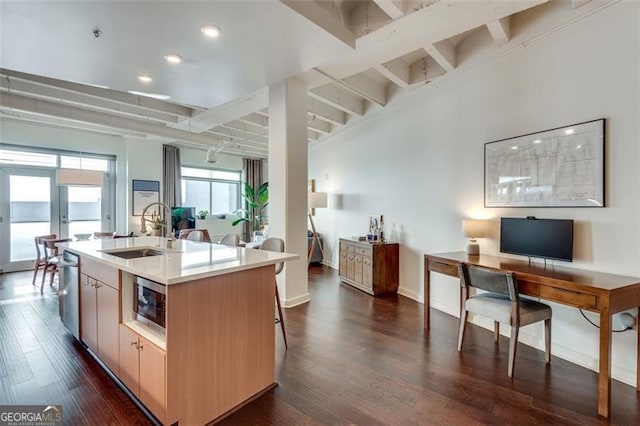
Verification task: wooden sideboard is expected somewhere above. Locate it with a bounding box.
[339,238,399,296]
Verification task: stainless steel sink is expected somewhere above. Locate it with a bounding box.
[101,248,166,259]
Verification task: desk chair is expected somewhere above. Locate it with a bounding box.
[457,263,552,378]
[218,233,240,247]
[259,237,287,349]
[33,234,57,286]
[177,229,212,243]
[41,237,72,293]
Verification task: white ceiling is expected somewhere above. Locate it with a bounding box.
[0,0,612,159]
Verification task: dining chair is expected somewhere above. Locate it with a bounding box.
[218,233,240,247]
[457,263,552,378]
[178,228,212,243]
[41,237,72,293]
[259,237,287,349]
[33,234,57,286]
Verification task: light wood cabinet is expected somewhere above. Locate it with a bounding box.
[79,259,121,374]
[339,238,399,296]
[119,324,166,423]
[80,274,98,352]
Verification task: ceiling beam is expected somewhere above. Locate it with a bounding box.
[220,120,267,137]
[425,39,456,72]
[0,75,179,124]
[239,113,269,129]
[309,0,547,80]
[308,117,332,135]
[313,68,386,107]
[0,68,194,118]
[375,59,410,88]
[209,126,268,144]
[372,0,406,19]
[308,129,321,141]
[175,87,268,132]
[572,0,591,8]
[408,56,446,86]
[0,110,147,138]
[1,91,223,147]
[279,0,356,48]
[309,84,365,116]
[486,16,511,45]
[308,98,346,126]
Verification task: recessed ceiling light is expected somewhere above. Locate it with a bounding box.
[533,139,541,144]
[128,90,171,100]
[564,128,575,135]
[164,54,183,64]
[201,25,221,38]
[511,146,518,150]
[138,75,153,83]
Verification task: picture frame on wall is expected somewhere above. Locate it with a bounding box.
[132,179,160,216]
[484,118,605,207]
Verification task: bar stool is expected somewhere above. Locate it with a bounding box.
[218,233,240,247]
[258,237,287,349]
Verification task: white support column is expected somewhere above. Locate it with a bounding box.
[268,78,311,308]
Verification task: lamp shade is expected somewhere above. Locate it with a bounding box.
[462,219,486,238]
[55,168,103,186]
[308,192,328,209]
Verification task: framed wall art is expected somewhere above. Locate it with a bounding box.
[132,179,160,216]
[484,119,605,208]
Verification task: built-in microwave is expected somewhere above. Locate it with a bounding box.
[134,277,166,332]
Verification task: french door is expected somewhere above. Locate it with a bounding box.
[0,167,114,272]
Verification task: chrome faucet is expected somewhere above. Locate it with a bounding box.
[140,202,173,240]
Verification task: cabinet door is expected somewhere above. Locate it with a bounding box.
[80,275,98,353]
[354,255,363,283]
[97,282,120,375]
[362,257,373,290]
[339,250,347,277]
[118,325,140,395]
[139,336,166,422]
[346,253,355,280]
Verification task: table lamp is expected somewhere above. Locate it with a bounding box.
[462,219,486,255]
[308,192,327,264]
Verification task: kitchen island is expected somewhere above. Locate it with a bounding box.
[59,236,298,425]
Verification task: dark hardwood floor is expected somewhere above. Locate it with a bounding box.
[1,266,638,425]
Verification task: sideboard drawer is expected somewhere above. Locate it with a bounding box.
[429,260,458,278]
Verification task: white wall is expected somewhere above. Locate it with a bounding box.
[309,2,640,385]
[0,119,129,232]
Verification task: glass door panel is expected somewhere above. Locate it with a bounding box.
[62,186,103,237]
[0,168,57,272]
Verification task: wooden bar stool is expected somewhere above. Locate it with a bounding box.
[33,234,57,286]
[41,237,72,293]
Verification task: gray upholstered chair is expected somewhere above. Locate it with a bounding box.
[178,228,212,243]
[457,263,552,378]
[259,237,287,349]
[218,233,240,247]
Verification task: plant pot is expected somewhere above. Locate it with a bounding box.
[150,229,162,236]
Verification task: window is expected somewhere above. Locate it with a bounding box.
[181,167,240,215]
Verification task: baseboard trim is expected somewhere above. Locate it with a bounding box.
[283,292,311,308]
[397,286,421,302]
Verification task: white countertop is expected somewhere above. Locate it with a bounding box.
[58,236,298,285]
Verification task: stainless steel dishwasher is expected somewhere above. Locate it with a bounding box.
[59,250,80,339]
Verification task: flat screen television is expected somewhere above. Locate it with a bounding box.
[171,207,195,236]
[500,217,574,262]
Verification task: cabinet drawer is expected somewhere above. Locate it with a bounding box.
[539,286,597,310]
[82,257,120,290]
[355,247,372,256]
[428,260,458,277]
[518,280,539,297]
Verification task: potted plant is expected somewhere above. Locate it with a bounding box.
[233,181,268,241]
[197,210,209,220]
[150,215,164,236]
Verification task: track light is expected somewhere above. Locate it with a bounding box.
[206,147,217,163]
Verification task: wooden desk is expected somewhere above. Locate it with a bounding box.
[423,252,640,418]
